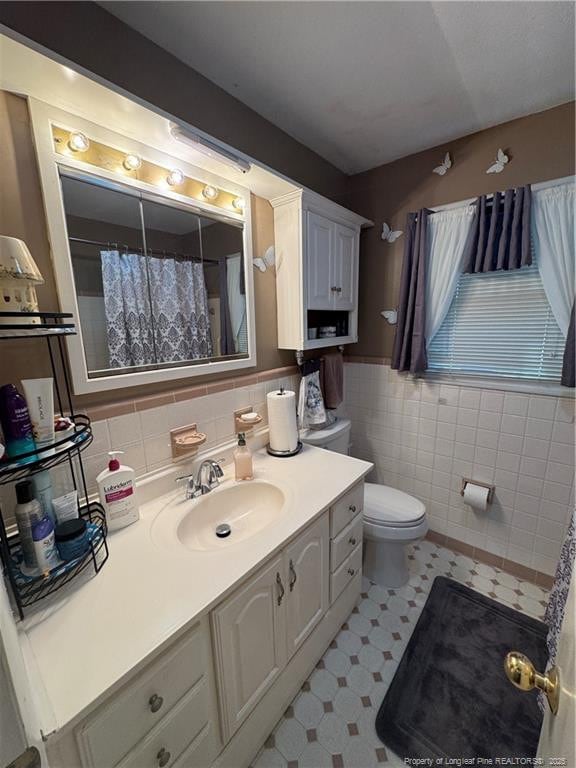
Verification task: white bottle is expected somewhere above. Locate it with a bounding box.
[97,451,139,531]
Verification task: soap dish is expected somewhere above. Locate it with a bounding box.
[170,424,207,459]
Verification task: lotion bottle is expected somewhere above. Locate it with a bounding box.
[234,433,253,481]
[96,451,139,531]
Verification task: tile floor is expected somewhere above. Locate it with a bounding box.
[252,540,549,768]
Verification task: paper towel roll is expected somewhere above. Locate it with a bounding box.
[267,389,298,452]
[463,482,490,512]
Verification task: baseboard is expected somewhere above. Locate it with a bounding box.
[425,530,554,590]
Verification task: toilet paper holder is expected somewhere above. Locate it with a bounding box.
[460,478,495,505]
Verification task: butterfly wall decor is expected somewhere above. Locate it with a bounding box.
[253,245,275,273]
[381,309,398,325]
[486,148,509,174]
[381,222,403,243]
[433,152,452,176]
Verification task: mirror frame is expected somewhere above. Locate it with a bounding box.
[29,100,257,395]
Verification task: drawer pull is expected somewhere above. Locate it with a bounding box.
[157,748,171,767]
[348,536,357,546]
[149,694,164,713]
[348,567,356,577]
[289,559,297,592]
[276,572,285,605]
[349,504,357,514]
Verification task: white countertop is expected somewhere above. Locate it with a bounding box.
[18,445,372,737]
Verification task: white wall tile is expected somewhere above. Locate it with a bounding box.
[528,396,557,421]
[344,362,574,575]
[480,391,504,412]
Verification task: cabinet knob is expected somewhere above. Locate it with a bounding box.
[157,748,171,767]
[347,568,356,577]
[331,286,338,292]
[337,287,343,293]
[149,694,164,713]
[349,504,356,514]
[348,536,357,546]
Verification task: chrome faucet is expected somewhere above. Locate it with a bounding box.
[176,459,225,499]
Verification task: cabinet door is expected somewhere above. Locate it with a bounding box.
[332,224,357,310]
[212,555,287,741]
[285,514,330,660]
[306,212,334,310]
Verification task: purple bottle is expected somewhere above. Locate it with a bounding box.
[0,384,37,462]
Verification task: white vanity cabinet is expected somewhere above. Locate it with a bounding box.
[47,618,221,768]
[211,514,330,742]
[271,189,372,351]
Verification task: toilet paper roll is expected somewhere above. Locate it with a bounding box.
[463,482,490,512]
[267,389,298,453]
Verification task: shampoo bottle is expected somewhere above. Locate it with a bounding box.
[97,451,139,531]
[0,384,36,461]
[234,433,253,481]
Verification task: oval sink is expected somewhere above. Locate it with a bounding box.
[175,481,286,552]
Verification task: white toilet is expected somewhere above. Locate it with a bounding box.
[300,418,428,587]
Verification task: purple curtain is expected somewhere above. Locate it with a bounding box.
[463,185,532,273]
[562,303,575,388]
[391,209,429,374]
[218,256,235,356]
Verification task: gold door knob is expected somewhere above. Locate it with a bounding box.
[504,652,560,715]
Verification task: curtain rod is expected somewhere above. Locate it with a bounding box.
[428,174,575,216]
[68,236,221,263]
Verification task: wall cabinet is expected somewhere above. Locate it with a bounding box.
[271,189,371,351]
[212,514,329,741]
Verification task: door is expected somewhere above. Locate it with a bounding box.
[0,579,45,768]
[306,212,334,310]
[536,567,575,765]
[332,224,357,311]
[285,514,330,659]
[211,555,287,741]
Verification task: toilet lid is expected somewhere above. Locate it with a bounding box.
[363,483,426,527]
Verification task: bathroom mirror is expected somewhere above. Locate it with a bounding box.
[60,172,251,387]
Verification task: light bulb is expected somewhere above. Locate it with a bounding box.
[123,154,142,171]
[202,185,219,201]
[167,168,184,186]
[232,197,246,212]
[68,131,90,153]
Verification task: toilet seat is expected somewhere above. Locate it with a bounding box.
[363,483,426,528]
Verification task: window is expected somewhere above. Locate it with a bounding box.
[428,260,566,381]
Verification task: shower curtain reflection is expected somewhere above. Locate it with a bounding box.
[101,249,213,368]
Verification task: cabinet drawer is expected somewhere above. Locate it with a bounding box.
[117,680,211,768]
[330,544,362,604]
[330,513,363,572]
[330,482,364,537]
[78,622,208,768]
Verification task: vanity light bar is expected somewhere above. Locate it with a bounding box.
[52,126,244,215]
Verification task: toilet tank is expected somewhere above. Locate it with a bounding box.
[300,418,351,454]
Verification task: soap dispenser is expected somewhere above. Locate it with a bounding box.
[234,433,253,481]
[96,450,139,531]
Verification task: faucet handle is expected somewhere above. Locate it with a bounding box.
[213,458,226,477]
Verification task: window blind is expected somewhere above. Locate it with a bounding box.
[428,261,566,381]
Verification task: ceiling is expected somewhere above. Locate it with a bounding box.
[100,1,575,174]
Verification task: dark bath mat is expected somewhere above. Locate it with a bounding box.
[376,576,548,761]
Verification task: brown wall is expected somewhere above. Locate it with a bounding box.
[0,1,347,202]
[0,91,293,410]
[346,102,576,358]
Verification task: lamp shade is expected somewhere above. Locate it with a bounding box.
[0,236,44,284]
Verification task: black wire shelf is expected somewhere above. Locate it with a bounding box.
[0,311,76,339]
[6,502,109,611]
[0,415,93,485]
[0,311,110,618]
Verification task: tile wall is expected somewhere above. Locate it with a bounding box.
[0,366,300,524]
[344,360,575,577]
